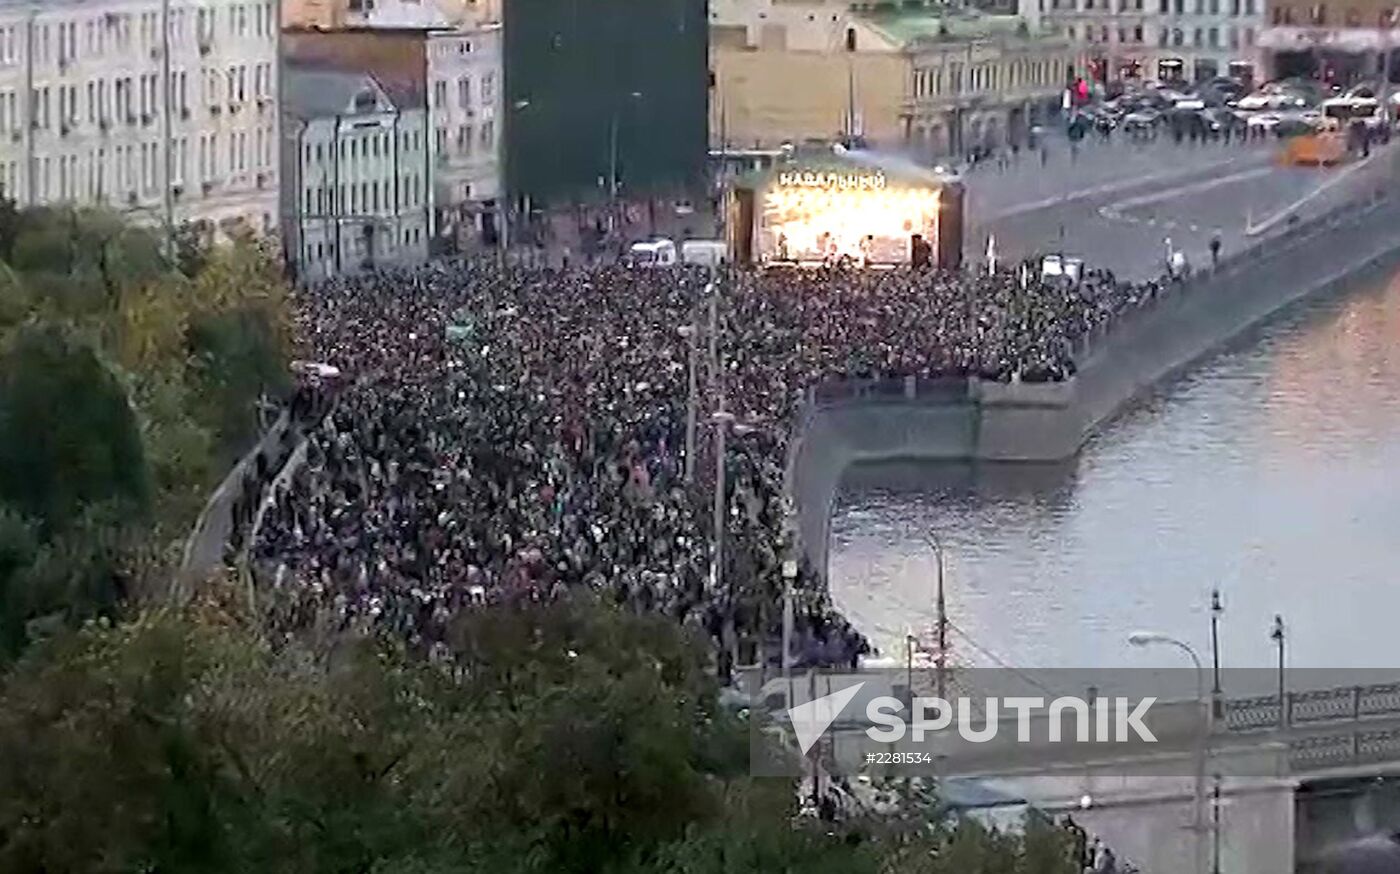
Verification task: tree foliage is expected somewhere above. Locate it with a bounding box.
[0,324,151,533]
[0,206,292,661]
[0,594,1082,874]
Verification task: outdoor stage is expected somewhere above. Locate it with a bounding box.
[725,149,965,270]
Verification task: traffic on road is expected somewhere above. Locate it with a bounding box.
[1066,75,1395,155]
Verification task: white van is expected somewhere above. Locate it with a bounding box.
[680,239,727,268]
[627,238,678,267]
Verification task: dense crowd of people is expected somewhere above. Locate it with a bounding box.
[253,260,1157,673]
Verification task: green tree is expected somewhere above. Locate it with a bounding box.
[0,324,151,535]
[0,591,1086,874]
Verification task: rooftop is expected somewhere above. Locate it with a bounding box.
[283,65,396,121]
[852,3,1059,46]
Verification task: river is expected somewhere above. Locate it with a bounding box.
[829,270,1400,672]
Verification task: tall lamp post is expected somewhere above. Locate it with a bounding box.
[607,90,643,229]
[1210,588,1224,718]
[1129,630,1211,874]
[1271,615,1286,728]
[1211,772,1223,874]
[677,315,699,483]
[710,408,757,676]
[505,98,535,261]
[925,532,949,702]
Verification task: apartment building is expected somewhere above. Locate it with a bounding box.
[908,21,1076,157]
[0,0,280,238]
[1260,0,1400,81]
[283,0,502,250]
[427,22,500,242]
[1045,0,1264,83]
[281,63,429,280]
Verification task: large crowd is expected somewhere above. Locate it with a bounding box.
[253,260,1157,674]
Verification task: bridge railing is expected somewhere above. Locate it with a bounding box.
[1288,726,1400,773]
[1223,681,1400,732]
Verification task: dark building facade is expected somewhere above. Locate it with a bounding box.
[502,0,708,209]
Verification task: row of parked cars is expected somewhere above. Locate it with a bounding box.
[1076,77,1397,138]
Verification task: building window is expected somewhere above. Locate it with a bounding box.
[1311,3,1326,23]
[1208,26,1218,45]
[458,76,471,107]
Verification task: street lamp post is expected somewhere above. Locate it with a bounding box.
[678,317,699,483]
[906,633,915,703]
[781,557,797,698]
[710,408,757,677]
[607,90,643,229]
[1210,588,1224,718]
[925,533,949,702]
[1212,772,1223,874]
[1129,630,1211,874]
[1271,615,1286,728]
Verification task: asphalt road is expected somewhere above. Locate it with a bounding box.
[964,133,1395,281]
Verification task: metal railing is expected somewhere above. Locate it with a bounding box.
[1224,682,1400,733]
[1288,725,1400,773]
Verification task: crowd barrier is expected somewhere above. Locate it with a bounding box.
[177,385,335,599]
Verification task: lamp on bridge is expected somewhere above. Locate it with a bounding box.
[1210,589,1224,720]
[1270,615,1287,729]
[1128,630,1210,874]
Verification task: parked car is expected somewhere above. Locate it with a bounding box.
[1122,109,1161,131]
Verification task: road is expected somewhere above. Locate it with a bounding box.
[963,133,1396,281]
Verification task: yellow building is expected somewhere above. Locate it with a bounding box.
[709,0,912,148]
[709,0,1077,157]
[907,23,1077,157]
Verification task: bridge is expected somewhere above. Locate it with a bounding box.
[744,669,1400,781]
[1223,681,1400,777]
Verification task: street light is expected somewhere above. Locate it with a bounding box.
[677,319,699,483]
[607,90,645,219]
[925,532,949,702]
[781,557,798,695]
[1128,630,1210,874]
[711,407,759,676]
[1210,588,1224,718]
[1270,614,1286,728]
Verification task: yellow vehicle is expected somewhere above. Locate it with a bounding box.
[1279,117,1348,167]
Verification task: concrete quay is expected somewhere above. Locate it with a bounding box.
[787,191,1400,583]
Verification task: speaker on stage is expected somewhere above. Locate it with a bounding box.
[936,181,965,271]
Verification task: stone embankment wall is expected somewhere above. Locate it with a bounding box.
[789,192,1400,580]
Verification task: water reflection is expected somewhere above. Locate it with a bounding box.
[830,271,1400,672]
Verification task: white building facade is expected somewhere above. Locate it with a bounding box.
[282,65,429,281]
[1042,0,1263,83]
[427,21,500,247]
[0,0,280,237]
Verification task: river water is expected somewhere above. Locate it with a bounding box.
[829,270,1400,672]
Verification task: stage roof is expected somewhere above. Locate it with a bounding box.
[731,148,956,192]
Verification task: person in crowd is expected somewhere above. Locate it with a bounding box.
[253,257,1159,673]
